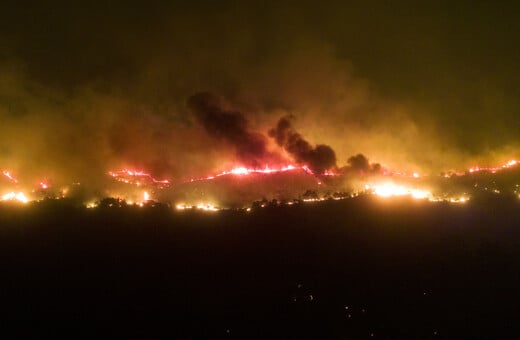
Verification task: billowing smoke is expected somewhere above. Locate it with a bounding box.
[269,116,336,174]
[187,92,280,167]
[340,154,381,175]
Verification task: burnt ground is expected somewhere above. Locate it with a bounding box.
[1,196,520,338]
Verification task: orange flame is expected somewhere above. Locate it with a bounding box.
[2,171,18,183]
[187,164,339,183]
[1,192,29,203]
[468,159,518,174]
[108,169,170,186]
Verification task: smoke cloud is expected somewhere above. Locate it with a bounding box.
[341,154,381,175]
[269,116,336,174]
[187,92,282,167]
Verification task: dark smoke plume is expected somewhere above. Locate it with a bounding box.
[268,116,336,174]
[187,92,278,167]
[341,153,381,175]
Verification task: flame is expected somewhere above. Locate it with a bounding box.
[451,197,468,203]
[2,157,517,208]
[187,164,339,183]
[468,159,518,174]
[365,183,470,203]
[176,203,219,211]
[366,183,432,200]
[229,167,249,175]
[1,192,29,203]
[322,169,338,176]
[2,171,18,183]
[86,201,98,209]
[206,165,298,178]
[381,168,424,178]
[108,169,170,186]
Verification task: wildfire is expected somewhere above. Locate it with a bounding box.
[468,159,518,174]
[365,183,470,203]
[176,203,220,211]
[322,169,338,176]
[1,192,29,203]
[188,165,298,182]
[186,164,339,183]
[86,201,98,209]
[3,156,519,209]
[366,184,432,200]
[450,197,468,203]
[108,169,170,186]
[2,171,18,183]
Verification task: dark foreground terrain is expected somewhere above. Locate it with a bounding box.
[1,196,520,338]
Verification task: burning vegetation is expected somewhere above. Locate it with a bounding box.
[2,156,520,210]
[1,93,520,210]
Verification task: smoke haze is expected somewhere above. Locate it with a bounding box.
[1,1,519,196]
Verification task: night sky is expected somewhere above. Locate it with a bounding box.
[1,1,519,185]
